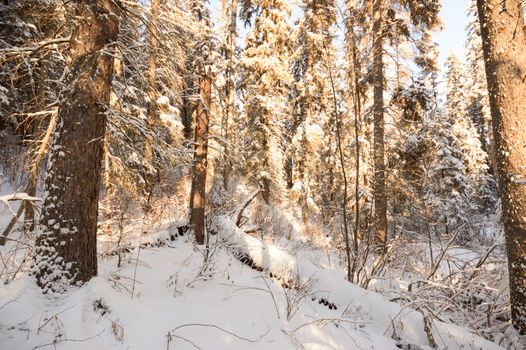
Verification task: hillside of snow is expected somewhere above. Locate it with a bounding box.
[0,209,507,350]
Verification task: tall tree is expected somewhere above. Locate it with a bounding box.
[33,0,120,292]
[240,0,292,203]
[220,0,239,191]
[372,0,387,248]
[364,0,441,247]
[144,0,161,196]
[445,54,495,221]
[189,0,213,244]
[476,0,526,334]
[189,57,212,245]
[289,0,336,224]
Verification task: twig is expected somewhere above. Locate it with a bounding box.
[31,330,103,350]
[0,289,25,310]
[259,274,281,319]
[169,323,270,343]
[37,305,75,335]
[426,226,462,280]
[292,317,368,333]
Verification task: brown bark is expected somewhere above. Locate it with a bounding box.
[33,0,119,292]
[222,0,238,191]
[300,120,308,226]
[346,24,363,282]
[144,0,160,195]
[189,69,212,245]
[372,0,387,248]
[325,42,351,282]
[477,0,526,334]
[260,115,272,204]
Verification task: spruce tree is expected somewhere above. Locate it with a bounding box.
[33,0,120,292]
[476,0,526,333]
[239,0,293,203]
[289,0,337,223]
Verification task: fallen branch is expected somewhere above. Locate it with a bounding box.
[232,188,260,227]
[0,112,57,245]
[0,193,42,245]
[426,226,462,280]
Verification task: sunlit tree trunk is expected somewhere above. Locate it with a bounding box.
[144,0,160,195]
[33,0,119,292]
[190,65,212,245]
[222,0,238,191]
[372,0,387,248]
[477,0,526,334]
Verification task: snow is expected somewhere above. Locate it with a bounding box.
[0,178,512,350]
[0,192,42,204]
[0,213,507,349]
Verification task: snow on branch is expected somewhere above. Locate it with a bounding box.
[0,193,42,204]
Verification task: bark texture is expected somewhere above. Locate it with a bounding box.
[372,0,387,247]
[222,0,238,191]
[144,0,160,194]
[33,0,119,292]
[189,68,212,245]
[476,0,526,334]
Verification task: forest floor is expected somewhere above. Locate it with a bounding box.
[0,183,522,349]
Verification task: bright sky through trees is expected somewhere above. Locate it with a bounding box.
[435,0,470,67]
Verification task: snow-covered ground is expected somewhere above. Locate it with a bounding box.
[0,211,507,350]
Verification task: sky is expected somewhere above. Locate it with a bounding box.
[209,0,473,64]
[208,0,473,85]
[435,0,471,68]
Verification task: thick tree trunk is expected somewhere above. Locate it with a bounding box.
[33,0,119,292]
[372,0,387,248]
[476,0,526,334]
[189,69,212,245]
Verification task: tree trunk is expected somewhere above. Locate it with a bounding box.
[33,0,119,292]
[326,46,351,282]
[260,116,272,204]
[189,67,212,245]
[372,0,387,248]
[144,0,160,195]
[347,25,363,282]
[477,0,526,334]
[222,0,238,191]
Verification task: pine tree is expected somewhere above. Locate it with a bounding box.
[219,0,239,190]
[239,0,293,203]
[0,1,69,242]
[372,0,387,247]
[367,0,442,247]
[33,0,120,292]
[104,0,187,215]
[466,0,497,194]
[391,71,438,234]
[476,0,526,333]
[445,54,495,220]
[189,0,214,244]
[144,0,161,196]
[289,0,337,223]
[424,110,474,239]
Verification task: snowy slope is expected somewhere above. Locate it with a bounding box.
[0,214,505,350]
